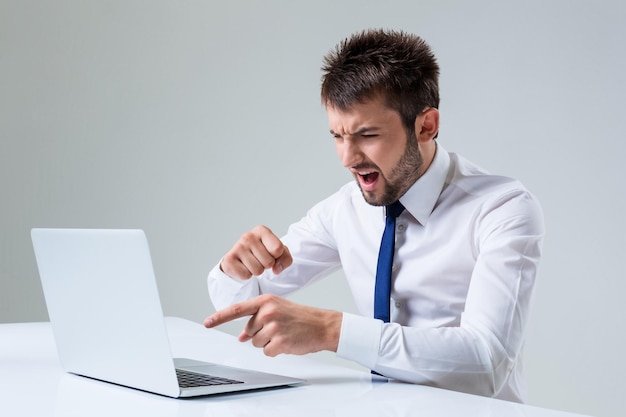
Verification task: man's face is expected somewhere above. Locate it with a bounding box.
[327,96,423,206]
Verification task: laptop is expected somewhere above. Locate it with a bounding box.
[31,228,304,398]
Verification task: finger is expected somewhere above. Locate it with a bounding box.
[256,226,287,260]
[221,242,268,279]
[264,345,279,358]
[246,244,278,273]
[220,256,253,280]
[238,324,258,343]
[221,227,285,278]
[221,248,272,280]
[263,338,282,357]
[272,245,293,274]
[203,298,261,328]
[240,313,263,340]
[238,331,253,343]
[243,329,270,348]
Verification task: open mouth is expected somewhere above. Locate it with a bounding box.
[360,171,379,185]
[356,170,380,191]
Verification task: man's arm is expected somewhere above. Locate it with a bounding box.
[337,190,545,401]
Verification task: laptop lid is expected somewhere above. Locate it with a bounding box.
[31,228,303,397]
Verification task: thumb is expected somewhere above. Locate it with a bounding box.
[272,245,293,274]
[238,330,252,343]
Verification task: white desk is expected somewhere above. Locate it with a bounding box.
[0,317,590,417]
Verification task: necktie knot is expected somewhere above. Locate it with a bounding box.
[386,201,405,219]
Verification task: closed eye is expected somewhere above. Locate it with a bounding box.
[329,128,381,140]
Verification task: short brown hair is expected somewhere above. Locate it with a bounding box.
[321,29,440,133]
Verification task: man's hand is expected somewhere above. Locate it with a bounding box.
[204,294,342,357]
[221,225,293,279]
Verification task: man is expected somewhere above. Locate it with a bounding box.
[204,29,544,403]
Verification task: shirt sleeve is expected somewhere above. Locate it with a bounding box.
[207,262,262,311]
[337,189,544,401]
[337,313,383,369]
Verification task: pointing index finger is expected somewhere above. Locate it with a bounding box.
[204,299,260,328]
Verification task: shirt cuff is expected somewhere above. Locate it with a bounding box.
[207,263,260,310]
[336,312,383,370]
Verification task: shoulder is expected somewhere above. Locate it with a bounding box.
[446,153,536,203]
[308,181,373,220]
[443,152,544,233]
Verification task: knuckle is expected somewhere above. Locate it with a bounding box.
[237,233,255,247]
[266,240,284,257]
[263,346,278,357]
[249,264,265,276]
[265,321,279,334]
[221,252,237,267]
[282,249,293,267]
[253,224,271,234]
[253,299,275,322]
[223,263,251,280]
[231,303,244,317]
[259,257,275,269]
[258,293,279,308]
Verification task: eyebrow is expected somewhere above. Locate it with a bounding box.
[329,126,381,137]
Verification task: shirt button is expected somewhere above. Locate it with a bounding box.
[397,223,406,232]
[392,263,399,272]
[395,301,402,308]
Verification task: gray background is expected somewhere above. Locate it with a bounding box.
[2,1,624,416]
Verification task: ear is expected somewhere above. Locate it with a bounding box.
[415,108,440,143]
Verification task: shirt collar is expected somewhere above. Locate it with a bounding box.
[398,142,450,225]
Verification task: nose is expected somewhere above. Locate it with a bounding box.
[337,138,361,168]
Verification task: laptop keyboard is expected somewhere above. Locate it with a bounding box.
[176,368,244,388]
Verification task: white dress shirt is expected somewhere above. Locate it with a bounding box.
[207,144,544,402]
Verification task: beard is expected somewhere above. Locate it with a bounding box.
[358,131,423,207]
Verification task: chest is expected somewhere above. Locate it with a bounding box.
[334,206,478,326]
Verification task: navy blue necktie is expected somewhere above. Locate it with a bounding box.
[374,201,405,323]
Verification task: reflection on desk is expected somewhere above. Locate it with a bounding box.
[0,317,591,417]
